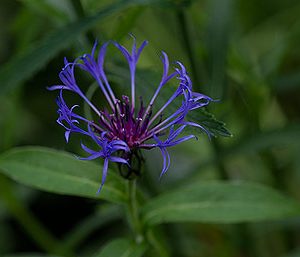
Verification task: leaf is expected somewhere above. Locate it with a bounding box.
[226,124,300,156]
[142,181,300,226]
[94,238,147,257]
[0,0,131,95]
[4,255,61,257]
[19,0,69,24]
[186,109,232,138]
[0,0,175,95]
[274,72,300,92]
[283,248,300,257]
[0,147,127,204]
[204,0,233,98]
[111,7,143,41]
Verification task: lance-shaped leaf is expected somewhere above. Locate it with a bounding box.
[0,147,127,204]
[93,238,147,257]
[0,0,131,95]
[4,253,59,257]
[142,181,300,226]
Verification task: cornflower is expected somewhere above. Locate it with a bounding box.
[49,38,212,192]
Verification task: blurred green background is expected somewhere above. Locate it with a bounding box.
[0,0,300,256]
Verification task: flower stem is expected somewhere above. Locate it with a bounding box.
[176,9,202,87]
[127,179,144,244]
[69,0,94,44]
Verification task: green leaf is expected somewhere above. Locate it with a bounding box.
[226,124,300,156]
[0,0,174,95]
[274,72,300,92]
[111,7,143,41]
[283,248,300,257]
[142,181,300,225]
[94,238,147,257]
[186,109,232,138]
[0,147,127,204]
[19,0,69,24]
[205,0,233,98]
[0,0,131,95]
[4,255,61,257]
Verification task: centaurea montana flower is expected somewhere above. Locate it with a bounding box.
[49,38,213,192]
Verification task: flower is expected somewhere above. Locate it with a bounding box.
[49,38,213,192]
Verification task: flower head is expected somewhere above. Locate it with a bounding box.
[49,38,213,192]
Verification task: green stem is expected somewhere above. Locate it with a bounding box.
[127,179,170,256]
[146,229,170,257]
[176,9,203,87]
[69,0,94,44]
[70,0,85,18]
[127,179,143,244]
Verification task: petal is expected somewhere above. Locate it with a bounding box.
[88,125,104,147]
[130,34,137,56]
[136,40,148,59]
[160,51,169,79]
[91,40,98,57]
[183,121,212,140]
[78,152,103,160]
[64,57,69,66]
[167,125,186,142]
[164,72,177,83]
[111,140,130,150]
[65,130,71,142]
[114,42,131,61]
[97,41,110,70]
[109,156,128,164]
[81,142,96,154]
[159,147,171,179]
[47,85,71,91]
[97,158,109,194]
[77,63,90,72]
[165,134,196,147]
[153,134,162,144]
[176,61,186,74]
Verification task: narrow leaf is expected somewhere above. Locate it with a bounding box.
[0,1,131,95]
[4,255,61,257]
[226,124,300,156]
[187,109,232,138]
[142,181,300,225]
[94,238,147,257]
[283,248,300,257]
[0,147,127,204]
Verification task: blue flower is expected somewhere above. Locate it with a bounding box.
[49,38,213,192]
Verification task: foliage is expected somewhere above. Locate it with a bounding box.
[0,0,300,256]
